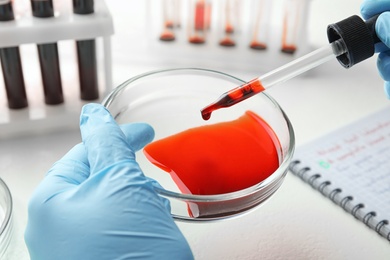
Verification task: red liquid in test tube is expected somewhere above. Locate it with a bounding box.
[159,0,179,42]
[188,0,211,44]
[249,0,271,50]
[281,0,302,54]
[219,0,240,47]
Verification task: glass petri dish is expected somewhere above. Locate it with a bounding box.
[0,177,13,258]
[103,68,295,222]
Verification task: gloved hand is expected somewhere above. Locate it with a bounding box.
[361,0,390,98]
[24,103,194,260]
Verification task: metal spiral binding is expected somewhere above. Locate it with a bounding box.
[363,211,376,226]
[351,203,365,219]
[298,167,310,179]
[329,188,342,202]
[289,160,390,241]
[308,174,321,187]
[318,181,331,195]
[340,196,353,210]
[375,220,388,233]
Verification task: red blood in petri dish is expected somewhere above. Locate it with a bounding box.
[143,111,280,195]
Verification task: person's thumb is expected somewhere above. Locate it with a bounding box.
[80,103,138,175]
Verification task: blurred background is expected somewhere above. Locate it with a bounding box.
[1,0,390,259]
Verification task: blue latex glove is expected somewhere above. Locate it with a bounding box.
[25,103,194,260]
[361,0,390,99]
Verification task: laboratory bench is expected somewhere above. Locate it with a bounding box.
[1,0,390,259]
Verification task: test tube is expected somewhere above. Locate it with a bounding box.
[73,0,99,101]
[188,0,211,44]
[31,0,64,105]
[173,0,181,28]
[280,0,302,54]
[218,0,240,47]
[159,0,176,41]
[0,0,28,109]
[249,0,271,50]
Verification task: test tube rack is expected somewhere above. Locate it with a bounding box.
[0,0,114,139]
[145,0,312,72]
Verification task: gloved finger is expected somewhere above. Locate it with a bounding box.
[29,122,156,206]
[122,123,155,152]
[377,50,390,81]
[147,177,172,212]
[375,12,390,48]
[384,81,390,99]
[375,42,389,53]
[26,146,89,215]
[57,122,155,167]
[377,51,390,99]
[37,121,155,200]
[48,143,90,181]
[360,1,390,19]
[80,103,141,174]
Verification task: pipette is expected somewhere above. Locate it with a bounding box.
[201,14,380,120]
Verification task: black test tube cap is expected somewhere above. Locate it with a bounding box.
[0,1,28,109]
[31,0,54,17]
[31,0,64,105]
[327,15,380,68]
[73,0,99,101]
[73,0,94,14]
[0,0,14,21]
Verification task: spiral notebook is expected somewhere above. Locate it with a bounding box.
[289,106,390,241]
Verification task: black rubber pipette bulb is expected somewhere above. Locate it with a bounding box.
[327,14,380,68]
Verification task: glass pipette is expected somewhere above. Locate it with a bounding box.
[201,14,380,120]
[201,39,346,120]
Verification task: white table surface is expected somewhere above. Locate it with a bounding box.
[1,0,390,259]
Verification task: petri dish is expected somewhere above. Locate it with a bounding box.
[0,177,13,258]
[103,68,295,222]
